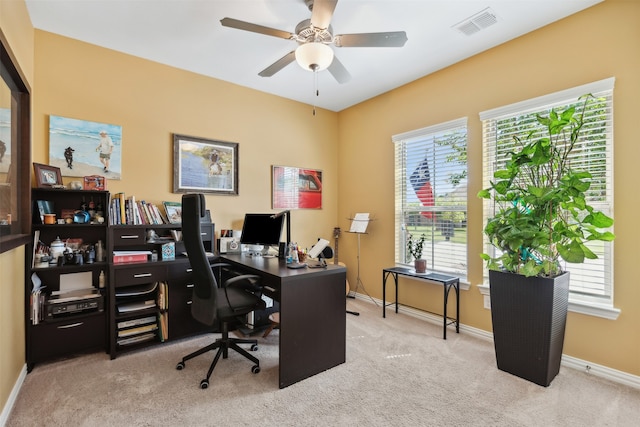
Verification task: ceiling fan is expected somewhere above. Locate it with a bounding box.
[220,0,408,84]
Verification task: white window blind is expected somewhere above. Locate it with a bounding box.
[393,118,468,280]
[480,78,615,306]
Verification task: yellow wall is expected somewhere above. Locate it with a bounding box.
[0,0,34,81]
[33,31,340,244]
[338,0,640,376]
[0,248,26,419]
[0,0,32,416]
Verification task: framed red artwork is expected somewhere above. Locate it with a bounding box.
[272,165,322,209]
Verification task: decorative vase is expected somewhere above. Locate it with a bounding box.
[414,259,427,273]
[489,269,570,387]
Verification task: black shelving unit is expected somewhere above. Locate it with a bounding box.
[26,188,110,370]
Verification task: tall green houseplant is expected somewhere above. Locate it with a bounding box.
[477,94,615,387]
[478,94,615,278]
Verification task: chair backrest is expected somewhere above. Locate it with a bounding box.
[182,193,217,325]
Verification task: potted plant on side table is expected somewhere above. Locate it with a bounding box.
[477,94,615,386]
[407,233,427,273]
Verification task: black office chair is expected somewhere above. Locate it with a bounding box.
[176,193,265,389]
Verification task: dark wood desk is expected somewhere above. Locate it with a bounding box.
[382,267,460,339]
[222,254,346,388]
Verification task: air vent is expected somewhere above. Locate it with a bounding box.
[453,7,498,36]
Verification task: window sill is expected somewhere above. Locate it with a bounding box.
[476,283,620,320]
[0,234,30,254]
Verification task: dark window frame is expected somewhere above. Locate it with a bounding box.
[0,34,31,254]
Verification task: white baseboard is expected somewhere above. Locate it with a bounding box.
[352,293,640,390]
[1,364,27,427]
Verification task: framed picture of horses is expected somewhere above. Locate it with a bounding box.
[172,134,239,195]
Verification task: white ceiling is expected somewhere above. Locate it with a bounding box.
[25,0,602,112]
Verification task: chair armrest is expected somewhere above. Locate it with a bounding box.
[224,274,262,291]
[210,262,231,269]
[222,274,263,313]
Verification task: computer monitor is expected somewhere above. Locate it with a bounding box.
[239,213,285,255]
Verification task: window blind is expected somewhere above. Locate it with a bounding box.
[480,78,615,305]
[393,118,468,280]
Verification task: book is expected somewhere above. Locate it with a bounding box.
[35,200,54,224]
[117,315,157,329]
[158,312,168,342]
[117,323,158,338]
[141,201,154,224]
[114,281,158,297]
[151,203,166,224]
[114,251,149,261]
[117,299,157,313]
[117,332,156,346]
[113,253,148,264]
[119,192,126,224]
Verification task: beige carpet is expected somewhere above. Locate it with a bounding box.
[7,299,640,426]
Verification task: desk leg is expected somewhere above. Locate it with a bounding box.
[382,270,387,318]
[443,284,448,340]
[442,281,461,339]
[455,280,460,333]
[395,273,399,314]
[382,271,400,318]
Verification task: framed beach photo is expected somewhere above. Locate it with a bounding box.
[173,134,238,195]
[49,115,122,180]
[33,163,63,188]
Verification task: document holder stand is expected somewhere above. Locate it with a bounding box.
[347,213,378,306]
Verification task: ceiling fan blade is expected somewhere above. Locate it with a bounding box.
[335,31,408,48]
[328,56,351,84]
[258,51,297,77]
[220,17,294,40]
[310,0,338,30]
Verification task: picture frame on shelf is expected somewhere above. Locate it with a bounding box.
[163,201,182,224]
[83,175,107,190]
[33,163,63,188]
[172,134,239,195]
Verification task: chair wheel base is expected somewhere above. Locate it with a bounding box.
[200,379,209,389]
[252,365,260,374]
[176,362,185,370]
[250,344,258,351]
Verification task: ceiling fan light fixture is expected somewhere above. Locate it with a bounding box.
[295,42,334,72]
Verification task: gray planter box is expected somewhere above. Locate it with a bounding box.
[489,269,570,387]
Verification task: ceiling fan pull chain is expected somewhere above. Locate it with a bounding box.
[313,70,319,116]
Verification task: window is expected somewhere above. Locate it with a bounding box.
[0,36,31,254]
[393,118,468,280]
[480,78,615,311]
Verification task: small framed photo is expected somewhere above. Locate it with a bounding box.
[173,134,239,195]
[83,175,107,190]
[163,201,182,224]
[33,163,63,188]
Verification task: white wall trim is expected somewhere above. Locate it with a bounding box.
[353,292,640,390]
[0,364,27,427]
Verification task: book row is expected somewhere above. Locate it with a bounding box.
[109,193,169,225]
